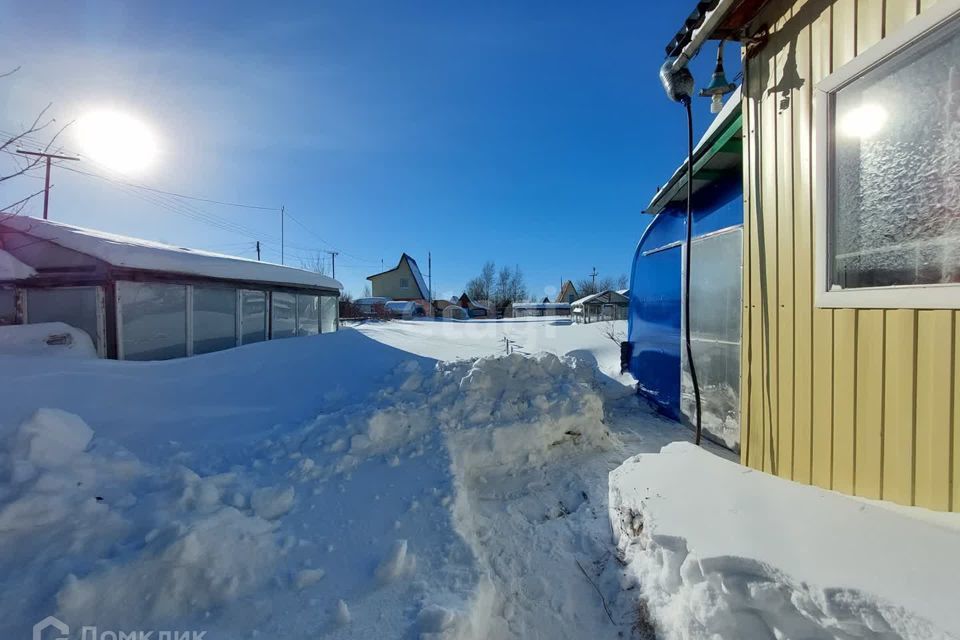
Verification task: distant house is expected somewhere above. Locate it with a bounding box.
[367,254,429,302]
[572,290,628,323]
[556,280,578,304]
[0,217,341,360]
[457,293,491,319]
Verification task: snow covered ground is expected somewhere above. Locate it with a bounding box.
[0,318,957,639]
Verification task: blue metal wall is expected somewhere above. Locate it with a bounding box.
[627,178,743,419]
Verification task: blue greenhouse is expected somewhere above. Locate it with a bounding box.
[625,87,743,451]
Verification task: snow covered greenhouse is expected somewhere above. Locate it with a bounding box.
[0,216,341,360]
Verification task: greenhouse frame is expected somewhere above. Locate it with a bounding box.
[0,216,341,360]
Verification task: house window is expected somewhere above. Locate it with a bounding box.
[815,3,960,308]
[399,278,410,289]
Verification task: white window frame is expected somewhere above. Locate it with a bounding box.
[814,0,960,309]
[399,277,409,290]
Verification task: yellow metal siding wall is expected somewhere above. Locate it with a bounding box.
[741,0,958,511]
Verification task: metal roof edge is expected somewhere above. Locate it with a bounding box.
[643,85,742,215]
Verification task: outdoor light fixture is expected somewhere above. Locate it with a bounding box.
[699,42,737,113]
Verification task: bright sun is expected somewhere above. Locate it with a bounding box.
[77,109,159,175]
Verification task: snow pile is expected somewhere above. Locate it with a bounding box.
[0,322,98,358]
[440,352,611,474]
[0,408,284,635]
[609,442,960,639]
[243,350,616,638]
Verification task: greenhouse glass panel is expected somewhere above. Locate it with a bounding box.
[297,294,319,336]
[680,229,742,451]
[25,286,102,354]
[241,290,267,345]
[320,295,338,333]
[271,292,297,339]
[193,286,237,354]
[118,281,187,361]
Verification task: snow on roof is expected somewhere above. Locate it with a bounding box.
[1,216,341,290]
[405,255,430,300]
[572,290,629,306]
[0,249,37,280]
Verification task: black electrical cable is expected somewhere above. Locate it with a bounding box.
[682,96,704,446]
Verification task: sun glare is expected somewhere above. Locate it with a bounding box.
[838,103,888,139]
[77,109,159,175]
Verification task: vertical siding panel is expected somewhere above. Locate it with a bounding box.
[760,29,780,475]
[792,3,814,485]
[740,60,753,467]
[884,0,919,34]
[775,6,795,478]
[833,309,857,494]
[747,49,766,470]
[919,0,940,10]
[954,315,960,512]
[856,0,884,53]
[809,3,834,490]
[833,0,858,68]
[883,310,917,506]
[915,311,954,510]
[848,0,886,502]
[855,311,884,498]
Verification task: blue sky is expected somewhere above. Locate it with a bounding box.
[0,1,740,299]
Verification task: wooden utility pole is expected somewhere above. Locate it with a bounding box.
[280,205,285,265]
[323,250,339,278]
[589,267,598,290]
[16,150,79,220]
[428,252,432,308]
[256,241,261,261]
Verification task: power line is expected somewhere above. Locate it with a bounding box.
[4,128,378,264]
[61,164,279,211]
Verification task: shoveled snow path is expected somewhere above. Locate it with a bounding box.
[448,391,701,638]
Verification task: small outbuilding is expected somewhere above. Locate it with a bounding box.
[0,216,341,360]
[509,302,572,318]
[572,290,628,323]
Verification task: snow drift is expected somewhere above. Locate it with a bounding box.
[609,442,960,639]
[0,341,616,639]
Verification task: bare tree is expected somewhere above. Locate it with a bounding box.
[465,260,495,302]
[602,320,625,345]
[576,275,616,297]
[299,252,328,276]
[1,67,74,215]
[362,284,372,298]
[616,274,628,290]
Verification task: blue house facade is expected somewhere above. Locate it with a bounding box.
[626,88,744,450]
